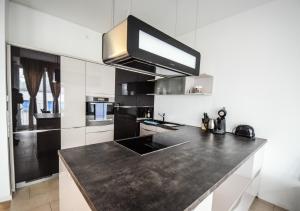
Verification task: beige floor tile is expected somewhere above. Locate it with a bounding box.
[13,187,30,201]
[251,198,274,211]
[0,201,11,211]
[11,192,50,211]
[29,181,51,198]
[48,178,59,191]
[30,203,52,211]
[48,189,59,202]
[274,206,288,211]
[50,200,59,211]
[28,192,51,208]
[1,177,60,211]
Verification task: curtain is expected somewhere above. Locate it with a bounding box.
[47,63,60,113]
[21,58,44,129]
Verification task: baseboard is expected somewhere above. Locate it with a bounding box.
[0,195,12,203]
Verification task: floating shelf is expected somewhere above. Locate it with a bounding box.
[154,74,213,95]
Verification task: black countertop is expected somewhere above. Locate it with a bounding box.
[58,125,266,211]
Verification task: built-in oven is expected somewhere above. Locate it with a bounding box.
[86,96,114,126]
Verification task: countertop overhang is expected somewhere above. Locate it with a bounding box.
[58,125,266,211]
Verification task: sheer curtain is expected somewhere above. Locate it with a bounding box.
[21,58,44,129]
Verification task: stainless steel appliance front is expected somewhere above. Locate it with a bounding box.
[86,96,114,126]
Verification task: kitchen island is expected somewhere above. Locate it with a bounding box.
[58,125,266,211]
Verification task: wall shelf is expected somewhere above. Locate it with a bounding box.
[154,74,213,95]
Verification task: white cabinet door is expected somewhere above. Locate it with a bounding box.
[86,130,114,145]
[61,127,86,149]
[193,193,213,211]
[86,62,115,97]
[59,159,92,211]
[86,124,114,133]
[61,57,86,128]
[232,174,260,211]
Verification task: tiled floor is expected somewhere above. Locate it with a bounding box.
[0,177,287,211]
[0,177,59,211]
[250,198,287,211]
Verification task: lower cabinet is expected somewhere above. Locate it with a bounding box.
[232,175,260,211]
[61,127,86,149]
[86,130,114,145]
[86,125,114,145]
[210,146,265,211]
[194,194,213,211]
[61,125,114,149]
[59,159,91,211]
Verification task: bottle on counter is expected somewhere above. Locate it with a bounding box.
[147,110,151,118]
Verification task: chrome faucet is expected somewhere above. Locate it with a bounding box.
[158,113,166,122]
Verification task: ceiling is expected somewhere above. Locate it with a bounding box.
[11,0,275,36]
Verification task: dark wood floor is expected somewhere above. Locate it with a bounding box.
[14,132,59,183]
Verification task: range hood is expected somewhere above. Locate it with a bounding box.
[102,15,201,77]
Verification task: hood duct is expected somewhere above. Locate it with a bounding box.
[102,15,201,77]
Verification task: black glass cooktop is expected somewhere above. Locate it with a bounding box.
[116,134,189,155]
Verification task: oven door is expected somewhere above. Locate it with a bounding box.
[86,102,95,115]
[86,102,114,126]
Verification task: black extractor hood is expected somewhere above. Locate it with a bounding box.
[102,15,201,77]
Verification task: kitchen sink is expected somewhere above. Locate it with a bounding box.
[143,119,183,127]
[161,123,181,127]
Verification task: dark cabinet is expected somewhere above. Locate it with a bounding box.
[114,69,155,140]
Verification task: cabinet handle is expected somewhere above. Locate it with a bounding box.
[61,126,85,129]
[143,128,155,132]
[87,130,112,134]
[231,196,242,210]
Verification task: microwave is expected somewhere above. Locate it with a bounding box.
[86,96,114,126]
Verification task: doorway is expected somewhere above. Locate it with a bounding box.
[9,46,61,184]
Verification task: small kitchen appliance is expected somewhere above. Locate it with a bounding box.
[234,125,255,140]
[213,107,227,135]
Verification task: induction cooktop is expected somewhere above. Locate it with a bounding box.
[116,134,189,155]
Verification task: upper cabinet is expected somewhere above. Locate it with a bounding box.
[61,57,86,128]
[86,62,115,97]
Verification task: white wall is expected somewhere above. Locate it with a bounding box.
[0,0,12,202]
[7,2,103,63]
[154,0,300,210]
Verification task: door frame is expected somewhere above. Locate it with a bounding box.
[6,44,15,192]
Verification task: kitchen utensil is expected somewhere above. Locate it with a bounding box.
[208,119,215,131]
[202,113,210,131]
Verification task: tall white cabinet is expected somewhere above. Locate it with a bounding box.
[61,56,86,149]
[60,56,115,149]
[61,56,86,128]
[61,127,86,149]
